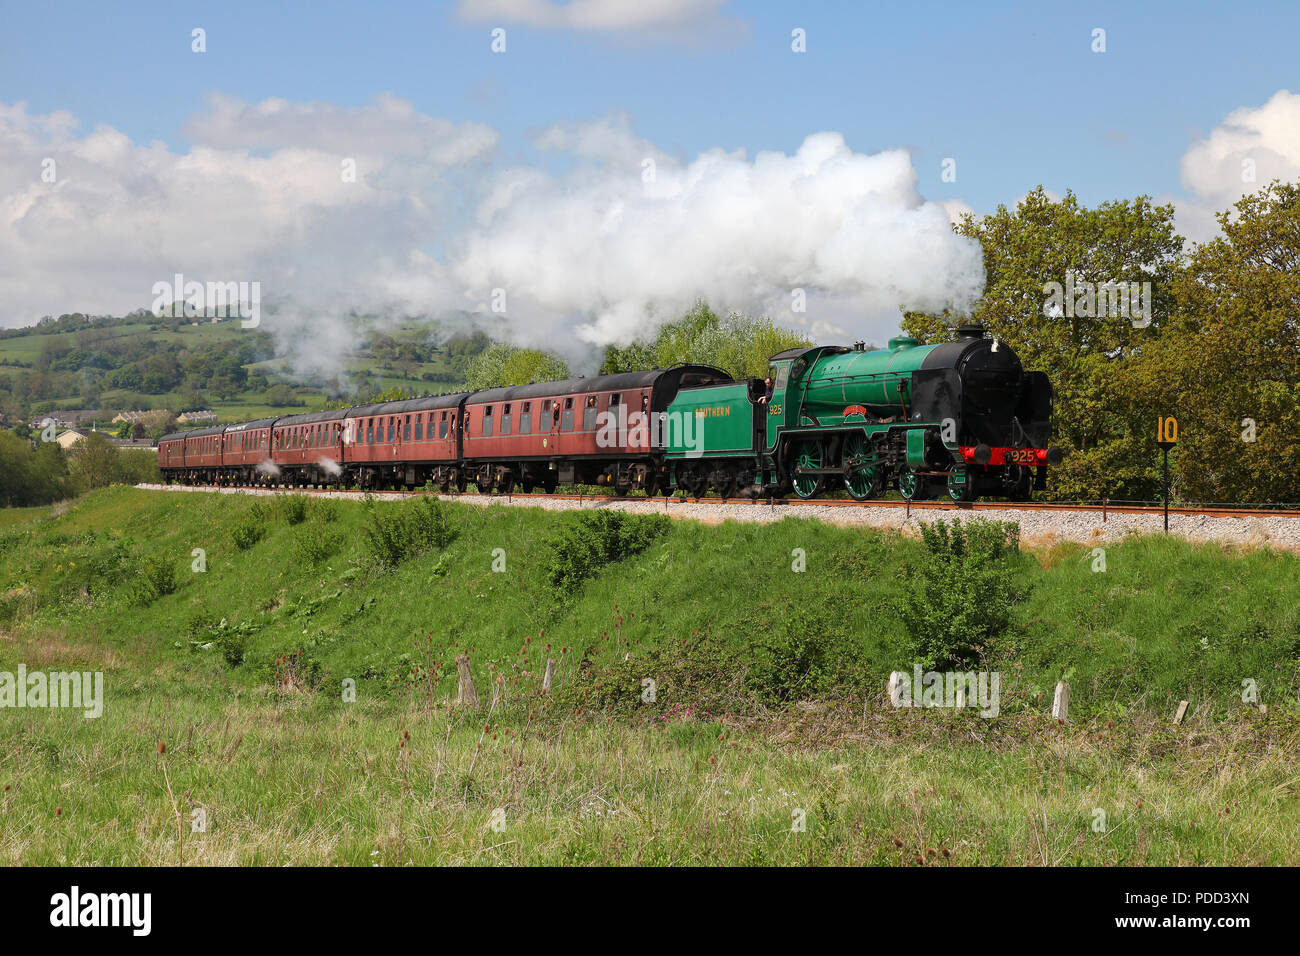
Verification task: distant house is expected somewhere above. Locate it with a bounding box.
[58,409,103,427]
[177,409,217,423]
[29,409,104,429]
[112,410,163,424]
[56,429,88,449]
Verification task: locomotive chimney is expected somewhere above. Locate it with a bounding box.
[956,324,986,340]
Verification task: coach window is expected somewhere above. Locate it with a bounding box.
[562,397,575,432]
[483,405,494,438]
[366,419,373,443]
[501,403,512,436]
[437,412,447,440]
[583,395,598,431]
[519,401,532,435]
[403,415,411,441]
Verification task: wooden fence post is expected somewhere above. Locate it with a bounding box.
[1051,681,1070,721]
[456,654,479,710]
[1173,700,1189,724]
[542,658,557,694]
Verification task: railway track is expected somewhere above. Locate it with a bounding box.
[139,484,1300,521]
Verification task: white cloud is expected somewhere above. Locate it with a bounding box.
[0,95,493,361]
[0,98,983,374]
[184,92,499,166]
[1169,89,1300,242]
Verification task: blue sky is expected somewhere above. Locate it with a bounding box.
[1,0,1297,351]
[3,0,1294,212]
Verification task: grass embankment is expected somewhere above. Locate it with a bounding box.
[0,487,1297,864]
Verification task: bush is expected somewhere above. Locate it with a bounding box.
[362,494,456,570]
[130,556,179,606]
[231,504,268,550]
[548,511,670,594]
[749,604,870,702]
[281,494,309,526]
[553,632,747,718]
[900,518,1022,670]
[293,525,342,566]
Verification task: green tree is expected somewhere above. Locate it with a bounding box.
[601,300,813,381]
[67,432,123,492]
[904,188,1186,499]
[1126,181,1300,502]
[465,345,570,390]
[0,431,69,506]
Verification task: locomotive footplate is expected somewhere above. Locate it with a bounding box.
[792,464,853,476]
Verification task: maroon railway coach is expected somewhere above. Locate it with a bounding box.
[342,393,469,490]
[461,366,729,495]
[157,431,186,474]
[220,417,277,484]
[271,408,349,486]
[172,425,224,482]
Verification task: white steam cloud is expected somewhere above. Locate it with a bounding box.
[0,95,983,375]
[454,116,986,346]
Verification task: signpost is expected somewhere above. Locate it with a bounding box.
[1156,415,1178,532]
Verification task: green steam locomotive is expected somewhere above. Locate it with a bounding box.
[662,324,1062,502]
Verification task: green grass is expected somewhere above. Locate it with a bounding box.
[0,487,1298,865]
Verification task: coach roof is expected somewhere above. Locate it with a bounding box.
[224,417,278,431]
[275,408,350,427]
[466,366,728,405]
[339,392,470,420]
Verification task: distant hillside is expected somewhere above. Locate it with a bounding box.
[0,312,485,428]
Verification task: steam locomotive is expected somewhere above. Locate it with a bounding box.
[158,325,1061,502]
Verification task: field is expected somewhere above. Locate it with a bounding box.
[1,316,468,425]
[1,488,1298,865]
